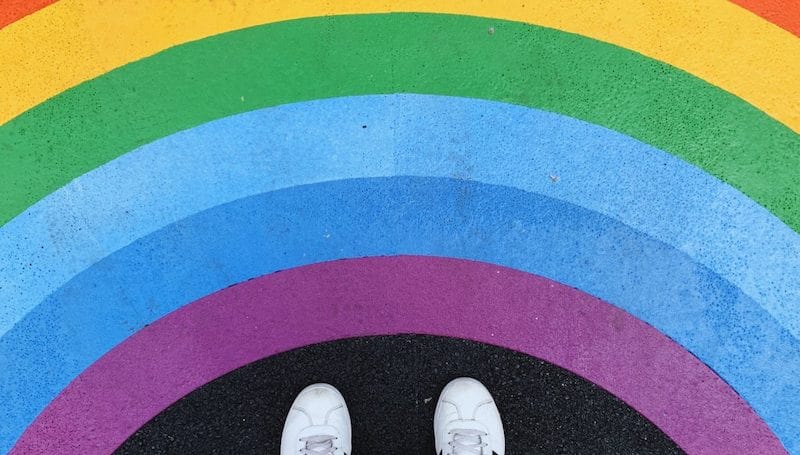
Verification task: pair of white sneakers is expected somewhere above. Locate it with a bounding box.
[280,377,505,455]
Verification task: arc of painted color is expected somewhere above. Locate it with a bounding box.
[4,0,797,40]
[2,17,798,234]
[2,178,798,453]
[0,0,55,29]
[3,95,799,345]
[730,0,800,36]
[3,0,797,39]
[13,256,784,454]
[2,2,799,133]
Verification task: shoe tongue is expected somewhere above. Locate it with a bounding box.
[446,419,490,434]
[298,424,340,440]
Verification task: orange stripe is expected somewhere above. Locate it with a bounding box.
[0,0,56,29]
[4,1,799,37]
[731,0,800,36]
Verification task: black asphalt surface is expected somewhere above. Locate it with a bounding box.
[117,335,683,454]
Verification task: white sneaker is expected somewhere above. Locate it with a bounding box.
[280,383,352,455]
[434,378,505,455]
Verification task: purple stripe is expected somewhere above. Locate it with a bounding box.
[14,256,782,454]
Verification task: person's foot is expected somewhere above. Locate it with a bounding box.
[434,377,505,455]
[280,383,352,455]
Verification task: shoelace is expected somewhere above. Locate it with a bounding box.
[449,428,489,455]
[299,434,338,455]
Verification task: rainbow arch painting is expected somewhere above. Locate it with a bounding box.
[1,1,799,453]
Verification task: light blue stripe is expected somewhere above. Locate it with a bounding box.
[2,177,797,453]
[2,95,797,340]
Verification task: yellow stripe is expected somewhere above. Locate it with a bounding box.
[1,0,799,131]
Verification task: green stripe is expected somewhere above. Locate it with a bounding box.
[1,13,798,229]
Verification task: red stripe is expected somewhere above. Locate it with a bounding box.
[0,0,57,29]
[731,0,800,36]
[2,1,798,37]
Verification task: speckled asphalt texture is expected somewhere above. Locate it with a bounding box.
[118,335,682,454]
[3,4,799,455]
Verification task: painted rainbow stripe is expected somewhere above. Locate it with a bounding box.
[2,14,799,231]
[3,95,798,341]
[13,256,782,454]
[1,1,798,130]
[730,0,800,35]
[1,2,798,454]
[4,176,799,453]
[4,0,798,35]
